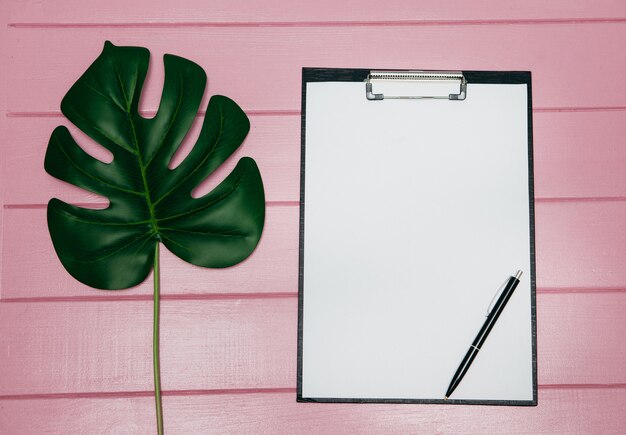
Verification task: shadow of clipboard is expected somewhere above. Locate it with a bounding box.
[297,68,537,406]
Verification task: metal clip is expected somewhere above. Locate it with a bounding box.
[365,70,467,101]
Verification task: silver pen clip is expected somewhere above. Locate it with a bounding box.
[486,270,523,316]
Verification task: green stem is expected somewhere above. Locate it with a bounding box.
[153,242,164,435]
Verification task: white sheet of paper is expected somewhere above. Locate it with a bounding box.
[301,81,533,401]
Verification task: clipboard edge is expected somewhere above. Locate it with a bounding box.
[296,67,537,407]
[301,67,531,85]
[297,395,538,407]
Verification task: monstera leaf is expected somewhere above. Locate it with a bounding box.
[44,41,265,434]
[45,41,265,290]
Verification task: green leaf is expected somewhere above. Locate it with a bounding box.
[45,41,265,290]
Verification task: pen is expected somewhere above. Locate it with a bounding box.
[444,270,523,400]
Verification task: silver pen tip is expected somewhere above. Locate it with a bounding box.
[515,270,523,280]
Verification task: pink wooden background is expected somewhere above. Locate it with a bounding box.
[1,0,626,433]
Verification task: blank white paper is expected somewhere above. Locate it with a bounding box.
[301,81,534,402]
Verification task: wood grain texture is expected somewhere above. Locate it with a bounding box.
[1,389,626,435]
[6,0,626,24]
[5,24,626,114]
[3,201,626,300]
[0,293,624,396]
[533,111,626,200]
[1,207,298,300]
[2,0,626,433]
[535,201,626,289]
[0,1,8,292]
[0,298,297,396]
[4,111,626,207]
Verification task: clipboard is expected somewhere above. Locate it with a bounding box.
[297,68,537,406]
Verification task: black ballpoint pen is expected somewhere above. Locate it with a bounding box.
[444,270,523,400]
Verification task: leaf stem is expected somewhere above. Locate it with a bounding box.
[153,242,164,435]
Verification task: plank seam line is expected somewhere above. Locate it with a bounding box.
[0,292,299,303]
[535,196,626,203]
[3,200,300,210]
[6,196,626,210]
[6,107,626,118]
[0,388,297,401]
[1,288,623,304]
[8,17,626,29]
[1,384,625,401]
[537,287,626,295]
[533,106,626,113]
[5,110,301,118]
[539,383,626,390]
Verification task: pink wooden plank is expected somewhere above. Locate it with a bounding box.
[1,207,298,300]
[0,298,297,396]
[5,24,626,114]
[535,201,626,289]
[0,3,9,292]
[1,389,625,435]
[2,115,300,205]
[6,0,626,24]
[533,111,626,200]
[0,397,152,434]
[4,110,626,206]
[3,201,626,299]
[537,293,626,385]
[0,293,624,396]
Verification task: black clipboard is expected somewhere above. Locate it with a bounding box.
[297,68,537,406]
